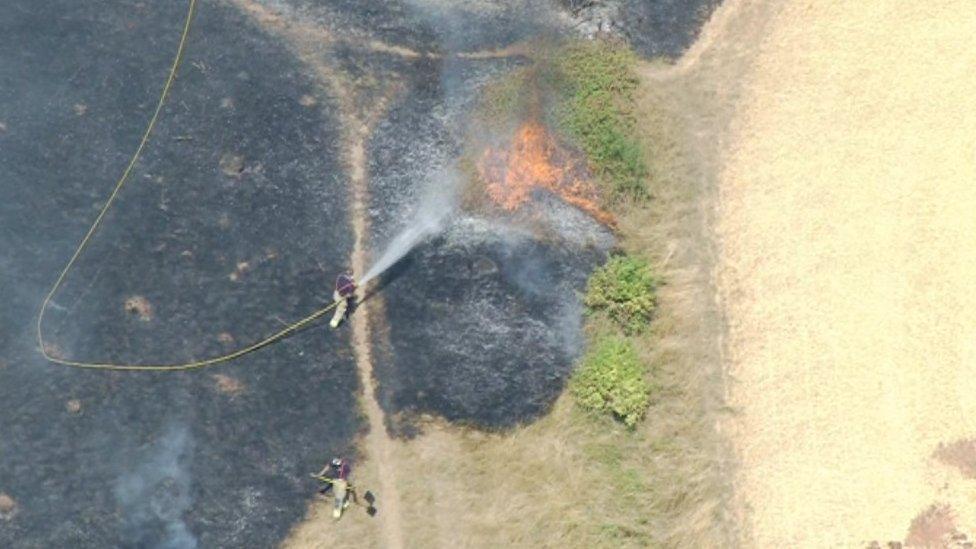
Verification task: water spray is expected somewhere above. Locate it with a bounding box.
[359,168,460,285]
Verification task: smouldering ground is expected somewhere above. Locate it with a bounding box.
[711,0,976,545]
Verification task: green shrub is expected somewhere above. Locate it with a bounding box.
[571,336,651,427]
[584,255,657,334]
[556,42,647,201]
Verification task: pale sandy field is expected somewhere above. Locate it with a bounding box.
[713,0,976,546]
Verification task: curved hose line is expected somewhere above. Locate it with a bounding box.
[35,0,340,371]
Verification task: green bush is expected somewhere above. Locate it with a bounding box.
[556,42,647,201]
[584,255,657,334]
[571,336,651,427]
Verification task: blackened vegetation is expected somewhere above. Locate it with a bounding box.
[561,0,722,58]
[0,1,357,547]
[620,0,722,58]
[294,0,548,54]
[374,228,603,431]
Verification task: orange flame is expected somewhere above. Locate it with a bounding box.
[477,121,614,226]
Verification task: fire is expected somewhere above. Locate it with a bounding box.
[477,121,615,226]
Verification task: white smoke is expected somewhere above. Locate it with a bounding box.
[115,424,197,549]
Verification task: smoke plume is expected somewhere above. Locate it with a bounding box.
[115,423,197,549]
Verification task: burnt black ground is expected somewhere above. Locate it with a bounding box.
[560,0,722,58]
[619,0,722,58]
[1,0,717,546]
[371,222,607,431]
[1,1,356,547]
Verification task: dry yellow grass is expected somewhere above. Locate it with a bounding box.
[711,0,976,546]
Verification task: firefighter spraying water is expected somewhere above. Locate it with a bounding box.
[328,171,459,330]
[329,274,357,329]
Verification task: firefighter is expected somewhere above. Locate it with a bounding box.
[312,457,356,519]
[330,273,356,329]
[314,457,350,494]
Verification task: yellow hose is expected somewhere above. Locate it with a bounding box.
[35,0,339,371]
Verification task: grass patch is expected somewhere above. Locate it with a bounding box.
[570,335,651,427]
[584,254,658,334]
[575,254,658,427]
[475,65,535,130]
[556,41,647,202]
[572,336,653,427]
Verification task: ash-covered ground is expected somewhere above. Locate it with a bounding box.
[562,0,722,57]
[0,0,715,546]
[1,1,357,547]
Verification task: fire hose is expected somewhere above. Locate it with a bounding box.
[35,0,343,372]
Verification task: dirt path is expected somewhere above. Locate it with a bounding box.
[347,132,405,549]
[224,3,537,546]
[693,1,976,545]
[225,2,406,546]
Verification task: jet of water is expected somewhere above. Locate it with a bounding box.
[359,169,460,285]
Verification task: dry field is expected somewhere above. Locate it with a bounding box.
[710,0,976,546]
